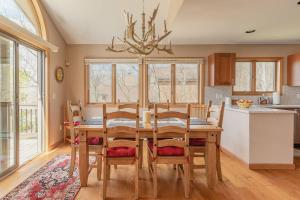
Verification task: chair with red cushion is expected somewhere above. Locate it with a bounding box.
[102,103,140,200]
[113,101,143,170]
[67,100,103,181]
[189,101,225,182]
[147,104,191,199]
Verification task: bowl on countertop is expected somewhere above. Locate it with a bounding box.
[237,99,253,109]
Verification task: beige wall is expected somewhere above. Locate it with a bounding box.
[40,3,67,147]
[66,44,300,117]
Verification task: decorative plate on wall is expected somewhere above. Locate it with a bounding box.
[55,66,64,82]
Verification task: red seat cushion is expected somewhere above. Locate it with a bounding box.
[189,138,206,146]
[107,147,136,157]
[148,141,184,156]
[75,136,102,145]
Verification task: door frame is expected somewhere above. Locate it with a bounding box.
[0,31,46,179]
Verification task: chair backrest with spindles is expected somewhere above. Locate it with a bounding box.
[148,100,170,111]
[190,100,212,120]
[67,100,83,143]
[153,104,190,158]
[103,103,140,157]
[208,101,225,128]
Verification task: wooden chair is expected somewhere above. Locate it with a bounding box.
[67,101,103,181]
[189,101,225,181]
[114,102,143,169]
[190,100,212,120]
[102,103,140,200]
[64,101,84,143]
[147,104,191,198]
[147,100,170,112]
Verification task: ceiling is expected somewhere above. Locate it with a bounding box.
[41,0,300,44]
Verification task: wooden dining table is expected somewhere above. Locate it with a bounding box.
[75,119,223,189]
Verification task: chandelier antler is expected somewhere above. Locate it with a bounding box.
[106,1,173,56]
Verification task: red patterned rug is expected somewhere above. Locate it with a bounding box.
[1,154,92,200]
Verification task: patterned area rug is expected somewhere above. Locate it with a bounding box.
[1,154,92,200]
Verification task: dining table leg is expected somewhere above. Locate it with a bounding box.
[207,131,217,189]
[79,130,89,187]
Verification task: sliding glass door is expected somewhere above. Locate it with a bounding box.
[0,35,17,176]
[0,33,45,178]
[19,44,44,165]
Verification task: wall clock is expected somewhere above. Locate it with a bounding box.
[55,66,64,82]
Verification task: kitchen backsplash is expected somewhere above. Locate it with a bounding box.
[205,85,300,105]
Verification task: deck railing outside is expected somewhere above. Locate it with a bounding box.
[19,105,38,138]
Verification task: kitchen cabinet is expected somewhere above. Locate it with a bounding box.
[208,53,236,86]
[287,53,300,86]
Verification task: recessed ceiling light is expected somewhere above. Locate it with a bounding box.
[245,29,256,34]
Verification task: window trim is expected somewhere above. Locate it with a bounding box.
[85,60,140,105]
[233,57,283,96]
[84,57,205,106]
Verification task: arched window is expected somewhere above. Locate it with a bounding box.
[0,0,42,36]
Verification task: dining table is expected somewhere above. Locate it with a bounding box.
[75,118,223,189]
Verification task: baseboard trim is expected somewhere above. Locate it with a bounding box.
[48,140,64,151]
[249,164,295,170]
[221,147,295,170]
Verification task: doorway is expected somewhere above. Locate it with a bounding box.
[0,33,45,178]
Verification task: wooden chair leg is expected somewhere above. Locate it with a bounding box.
[135,159,139,199]
[102,158,107,200]
[216,148,223,181]
[190,153,194,181]
[107,165,111,180]
[184,162,190,198]
[64,126,67,143]
[139,139,143,169]
[153,162,158,199]
[96,148,102,181]
[147,150,152,175]
[69,146,76,177]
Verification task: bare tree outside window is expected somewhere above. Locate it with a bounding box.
[233,60,277,94]
[234,62,252,92]
[148,64,171,103]
[256,62,276,92]
[176,64,198,103]
[116,64,139,102]
[0,0,37,34]
[89,64,112,103]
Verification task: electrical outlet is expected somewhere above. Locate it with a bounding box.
[297,93,300,99]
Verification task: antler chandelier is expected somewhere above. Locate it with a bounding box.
[106,0,173,56]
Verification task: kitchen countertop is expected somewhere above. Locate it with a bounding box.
[266,105,300,109]
[225,105,297,114]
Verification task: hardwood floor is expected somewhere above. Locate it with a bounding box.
[1,144,300,199]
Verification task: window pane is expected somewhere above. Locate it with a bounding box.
[148,64,171,102]
[256,62,276,92]
[116,64,139,102]
[234,62,252,92]
[89,64,112,103]
[0,0,37,34]
[176,64,198,103]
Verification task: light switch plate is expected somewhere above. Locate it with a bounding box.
[297,93,300,99]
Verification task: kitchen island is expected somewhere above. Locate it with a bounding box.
[222,106,295,169]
